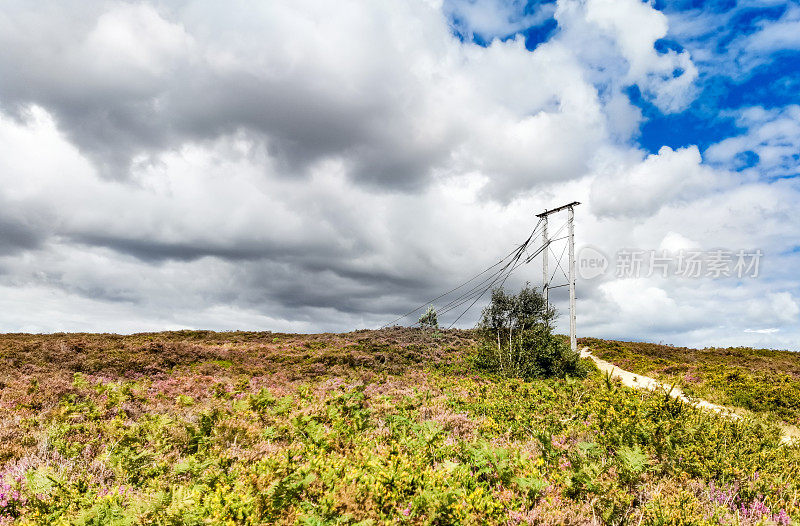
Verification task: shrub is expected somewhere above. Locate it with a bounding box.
[418,306,439,329]
[475,285,588,379]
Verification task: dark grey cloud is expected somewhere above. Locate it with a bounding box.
[0,216,43,255]
[0,197,50,256]
[66,230,430,317]
[0,1,453,191]
[71,233,285,263]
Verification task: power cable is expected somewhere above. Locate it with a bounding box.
[445,239,552,329]
[382,219,544,328]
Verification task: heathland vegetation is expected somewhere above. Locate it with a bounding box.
[0,310,797,524]
[581,337,800,428]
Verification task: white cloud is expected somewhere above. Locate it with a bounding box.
[768,292,800,324]
[745,5,800,53]
[665,2,800,81]
[84,3,193,80]
[658,232,699,253]
[444,0,556,40]
[598,279,702,332]
[590,145,721,218]
[706,105,800,179]
[555,0,698,113]
[603,91,644,142]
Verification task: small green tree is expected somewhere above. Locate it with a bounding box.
[476,284,587,379]
[418,305,439,329]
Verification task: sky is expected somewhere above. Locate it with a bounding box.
[0,0,798,349]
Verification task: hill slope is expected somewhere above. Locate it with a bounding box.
[0,330,797,524]
[581,337,800,427]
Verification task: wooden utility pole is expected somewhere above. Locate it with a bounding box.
[536,202,580,352]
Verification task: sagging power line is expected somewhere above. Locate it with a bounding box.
[383,202,580,350]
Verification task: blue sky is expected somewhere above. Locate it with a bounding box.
[446,0,800,169]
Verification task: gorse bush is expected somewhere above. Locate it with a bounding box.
[475,285,588,379]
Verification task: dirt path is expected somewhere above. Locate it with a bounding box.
[580,348,798,444]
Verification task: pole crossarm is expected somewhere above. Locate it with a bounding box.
[536,201,581,218]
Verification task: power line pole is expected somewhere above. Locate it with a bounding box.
[536,201,580,352]
[568,205,576,352]
[542,218,548,305]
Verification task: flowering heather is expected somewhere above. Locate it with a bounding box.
[0,472,25,521]
[0,328,796,524]
[683,371,701,384]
